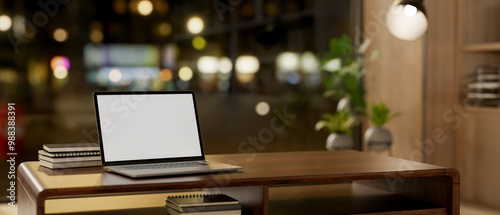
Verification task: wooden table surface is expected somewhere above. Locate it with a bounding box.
[18,150,459,214]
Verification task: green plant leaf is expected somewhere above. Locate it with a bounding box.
[343,73,357,92]
[369,50,382,61]
[315,110,358,135]
[323,75,335,89]
[329,34,352,59]
[315,120,327,131]
[323,90,336,98]
[367,102,401,127]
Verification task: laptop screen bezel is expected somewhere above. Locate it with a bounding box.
[93,91,206,166]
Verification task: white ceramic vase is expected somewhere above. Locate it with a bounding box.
[326,133,353,151]
[364,127,392,152]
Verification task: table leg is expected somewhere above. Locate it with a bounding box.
[18,178,41,215]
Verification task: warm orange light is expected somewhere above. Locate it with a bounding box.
[90,30,103,43]
[160,69,173,82]
[50,56,70,71]
[53,28,68,42]
[113,0,127,15]
[156,1,169,14]
[137,0,153,16]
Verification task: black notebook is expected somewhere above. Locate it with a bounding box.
[166,207,241,215]
[167,194,239,207]
[166,194,240,213]
[166,201,241,213]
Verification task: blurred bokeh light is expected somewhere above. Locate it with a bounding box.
[53,28,69,42]
[0,15,12,31]
[187,16,204,34]
[192,36,206,50]
[53,66,69,80]
[178,66,194,81]
[137,0,153,16]
[50,56,71,71]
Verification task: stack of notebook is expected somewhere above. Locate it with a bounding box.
[38,143,101,169]
[165,193,241,215]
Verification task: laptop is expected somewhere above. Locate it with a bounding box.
[93,91,242,178]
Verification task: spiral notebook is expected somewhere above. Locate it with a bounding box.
[166,193,241,214]
[167,194,239,207]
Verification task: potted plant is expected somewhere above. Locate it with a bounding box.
[318,34,381,150]
[364,102,401,152]
[315,110,358,150]
[321,34,380,114]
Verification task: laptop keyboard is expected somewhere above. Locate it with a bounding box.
[121,161,208,170]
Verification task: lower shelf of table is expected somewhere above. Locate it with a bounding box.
[45,182,446,215]
[268,183,447,215]
[48,207,167,215]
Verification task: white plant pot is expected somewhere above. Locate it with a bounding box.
[326,133,353,151]
[364,127,392,152]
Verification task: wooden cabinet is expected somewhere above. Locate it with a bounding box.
[456,0,500,103]
[454,0,500,208]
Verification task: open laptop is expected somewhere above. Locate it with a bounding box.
[93,91,241,178]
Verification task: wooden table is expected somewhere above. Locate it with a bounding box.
[17,150,459,215]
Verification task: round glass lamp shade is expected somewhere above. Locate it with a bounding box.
[386,2,428,41]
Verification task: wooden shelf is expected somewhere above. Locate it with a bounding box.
[268,183,446,215]
[476,106,500,112]
[461,42,500,52]
[44,183,447,215]
[47,207,166,215]
[461,105,500,113]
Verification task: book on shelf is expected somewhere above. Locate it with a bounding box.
[166,207,241,215]
[167,193,239,207]
[43,143,99,153]
[468,82,500,89]
[165,202,241,213]
[467,93,500,99]
[166,193,241,215]
[39,159,101,169]
[39,149,100,158]
[38,152,101,163]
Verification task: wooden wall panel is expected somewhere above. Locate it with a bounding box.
[424,0,457,167]
[455,108,500,208]
[454,0,500,209]
[363,0,424,161]
[364,0,500,209]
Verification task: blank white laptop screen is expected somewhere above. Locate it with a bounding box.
[96,93,203,162]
